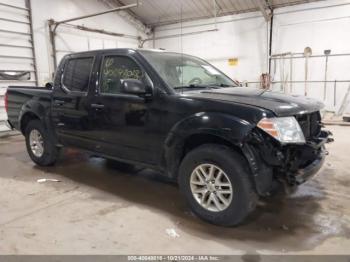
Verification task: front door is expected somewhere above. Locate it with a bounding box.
[88,53,161,164]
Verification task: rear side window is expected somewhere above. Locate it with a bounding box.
[63,57,93,92]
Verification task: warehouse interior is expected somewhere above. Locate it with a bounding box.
[1,0,350,257]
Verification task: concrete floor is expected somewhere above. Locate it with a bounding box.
[0,126,349,255]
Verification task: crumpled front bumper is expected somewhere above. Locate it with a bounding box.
[294,150,326,184]
[293,130,333,185]
[242,128,333,195]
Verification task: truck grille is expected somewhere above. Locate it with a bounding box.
[295,111,321,140]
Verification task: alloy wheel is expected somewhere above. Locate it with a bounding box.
[190,163,233,212]
[29,129,44,158]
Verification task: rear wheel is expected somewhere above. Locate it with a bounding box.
[25,120,59,166]
[178,144,257,226]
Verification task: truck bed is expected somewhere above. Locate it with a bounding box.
[6,86,52,132]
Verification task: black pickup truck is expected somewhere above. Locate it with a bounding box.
[5,48,333,226]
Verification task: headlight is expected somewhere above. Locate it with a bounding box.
[257,117,305,144]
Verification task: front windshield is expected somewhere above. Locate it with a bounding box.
[139,50,236,91]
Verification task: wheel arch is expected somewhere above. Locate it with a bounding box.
[182,133,243,159]
[162,112,255,179]
[20,111,40,134]
[18,100,49,134]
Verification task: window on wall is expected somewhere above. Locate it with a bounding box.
[100,56,143,94]
[63,57,94,92]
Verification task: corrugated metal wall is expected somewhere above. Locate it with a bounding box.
[0,0,37,134]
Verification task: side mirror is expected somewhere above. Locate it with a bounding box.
[121,79,152,99]
[45,82,53,89]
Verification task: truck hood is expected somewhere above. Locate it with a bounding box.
[183,87,324,116]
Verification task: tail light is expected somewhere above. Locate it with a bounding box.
[4,90,8,113]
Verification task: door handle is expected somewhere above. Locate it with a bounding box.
[91,103,105,109]
[54,99,65,106]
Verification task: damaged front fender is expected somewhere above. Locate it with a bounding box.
[163,112,256,179]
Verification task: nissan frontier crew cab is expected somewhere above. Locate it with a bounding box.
[5,48,333,226]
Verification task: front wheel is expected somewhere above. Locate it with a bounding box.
[178,144,257,226]
[25,120,59,166]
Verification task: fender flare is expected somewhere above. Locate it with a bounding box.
[162,112,255,178]
[18,99,50,133]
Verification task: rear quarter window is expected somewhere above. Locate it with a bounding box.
[62,57,94,92]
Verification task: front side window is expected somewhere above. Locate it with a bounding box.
[63,57,93,92]
[100,56,143,94]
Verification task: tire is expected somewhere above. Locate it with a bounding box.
[178,144,257,226]
[25,120,59,166]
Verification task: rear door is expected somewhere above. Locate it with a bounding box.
[51,54,97,150]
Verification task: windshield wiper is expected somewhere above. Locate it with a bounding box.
[173,83,236,90]
[173,84,210,90]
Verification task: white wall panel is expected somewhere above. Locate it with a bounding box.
[154,12,268,83]
[30,0,148,85]
[154,0,350,112]
[103,39,118,49]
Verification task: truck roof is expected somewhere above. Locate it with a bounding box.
[64,48,166,56]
